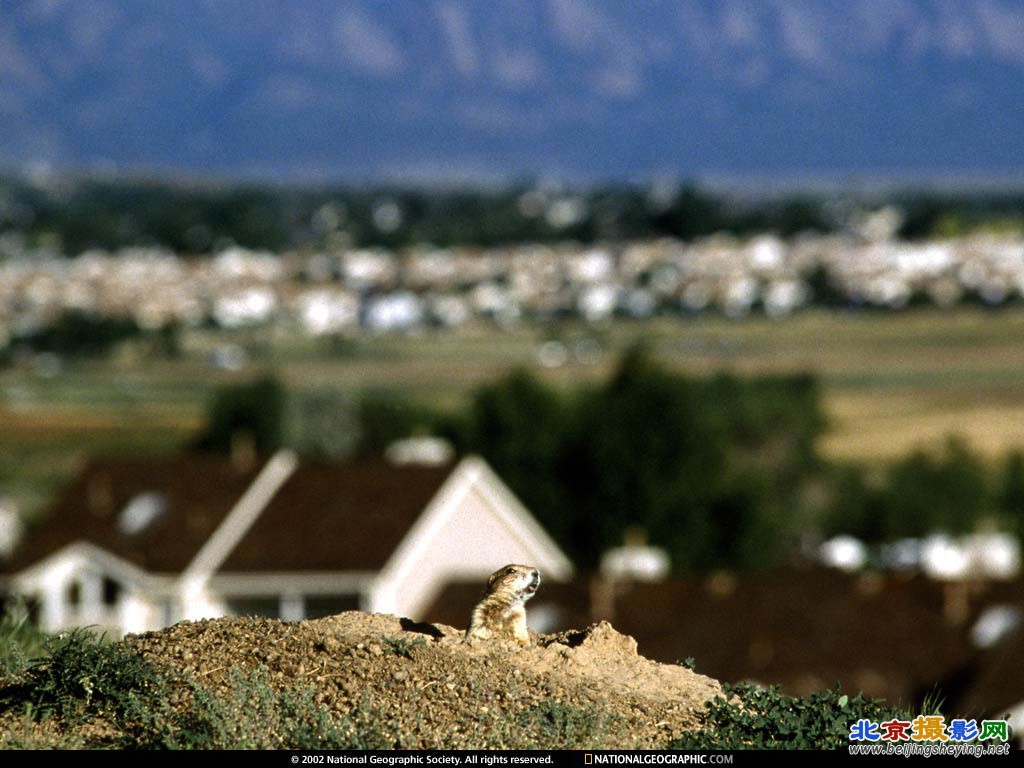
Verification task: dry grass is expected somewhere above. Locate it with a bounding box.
[5,306,1024,516]
[823,393,1024,462]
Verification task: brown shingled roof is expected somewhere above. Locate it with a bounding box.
[4,456,456,578]
[945,581,1024,720]
[2,455,263,574]
[219,460,453,573]
[605,569,974,703]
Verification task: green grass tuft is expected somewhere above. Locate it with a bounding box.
[668,683,911,750]
[381,636,427,659]
[0,603,49,676]
[516,700,614,749]
[0,630,389,749]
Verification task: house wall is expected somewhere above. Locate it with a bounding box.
[199,572,374,621]
[219,593,363,621]
[13,551,161,635]
[370,483,558,621]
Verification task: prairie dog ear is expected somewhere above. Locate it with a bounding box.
[486,571,501,591]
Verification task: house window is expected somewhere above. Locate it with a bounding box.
[66,581,81,607]
[102,577,121,607]
[225,598,280,619]
[303,595,361,619]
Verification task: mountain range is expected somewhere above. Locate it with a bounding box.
[2,0,1023,183]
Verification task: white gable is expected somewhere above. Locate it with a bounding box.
[6,454,572,635]
[9,541,167,633]
[12,541,151,593]
[368,456,572,620]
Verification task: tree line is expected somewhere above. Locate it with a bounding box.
[191,350,1024,572]
[2,175,1024,255]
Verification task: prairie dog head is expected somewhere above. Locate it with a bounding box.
[485,563,540,604]
[466,564,541,644]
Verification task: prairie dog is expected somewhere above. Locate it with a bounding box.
[465,564,540,646]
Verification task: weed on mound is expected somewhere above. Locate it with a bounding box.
[669,683,910,750]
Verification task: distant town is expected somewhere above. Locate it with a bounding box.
[2,210,1023,348]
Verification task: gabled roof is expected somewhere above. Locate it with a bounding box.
[1,455,264,575]
[2,455,459,579]
[218,460,453,573]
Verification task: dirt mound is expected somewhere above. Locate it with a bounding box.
[125,611,722,749]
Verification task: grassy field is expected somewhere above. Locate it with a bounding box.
[4,306,1024,518]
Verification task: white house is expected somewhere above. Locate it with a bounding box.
[0,452,572,636]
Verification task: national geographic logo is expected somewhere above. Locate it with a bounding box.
[585,755,733,765]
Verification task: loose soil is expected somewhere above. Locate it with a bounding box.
[120,611,722,749]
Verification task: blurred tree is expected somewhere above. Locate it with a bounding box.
[776,197,830,235]
[706,468,785,569]
[440,369,571,540]
[562,344,727,568]
[998,450,1024,536]
[287,388,360,459]
[879,437,990,538]
[820,464,888,543]
[805,265,852,308]
[150,321,182,359]
[442,344,829,571]
[353,390,440,458]
[191,375,286,456]
[8,174,1024,256]
[654,186,724,239]
[17,310,140,358]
